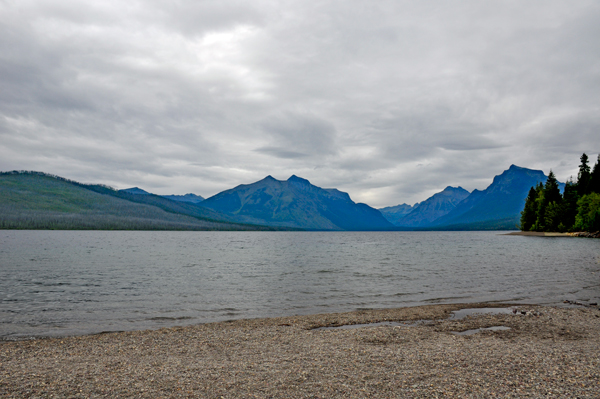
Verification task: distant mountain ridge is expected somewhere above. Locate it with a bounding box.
[200,175,394,230]
[381,186,470,228]
[120,187,204,203]
[378,203,414,225]
[162,193,204,204]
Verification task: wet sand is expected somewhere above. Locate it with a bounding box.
[1,303,599,398]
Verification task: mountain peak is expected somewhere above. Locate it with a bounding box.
[506,164,544,175]
[442,186,469,193]
[257,175,280,184]
[287,175,311,185]
[492,165,547,186]
[120,187,150,195]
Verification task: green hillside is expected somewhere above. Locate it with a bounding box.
[0,171,272,230]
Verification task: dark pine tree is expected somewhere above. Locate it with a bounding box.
[520,186,538,231]
[577,153,591,196]
[590,154,600,194]
[544,170,562,204]
[537,171,562,232]
[560,179,579,231]
[533,182,546,231]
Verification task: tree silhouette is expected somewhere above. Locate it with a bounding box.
[589,154,600,194]
[520,186,539,231]
[577,153,591,196]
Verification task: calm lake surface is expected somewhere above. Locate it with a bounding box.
[1,230,599,339]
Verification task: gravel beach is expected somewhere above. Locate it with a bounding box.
[1,303,599,398]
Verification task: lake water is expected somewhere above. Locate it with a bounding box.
[1,230,599,339]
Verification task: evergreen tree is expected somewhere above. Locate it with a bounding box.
[520,186,538,231]
[545,202,563,232]
[590,154,600,194]
[560,179,579,230]
[577,153,591,196]
[536,171,562,232]
[544,170,562,204]
[533,183,546,231]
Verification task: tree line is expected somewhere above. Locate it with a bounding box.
[520,153,600,232]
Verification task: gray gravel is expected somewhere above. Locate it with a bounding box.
[1,303,599,398]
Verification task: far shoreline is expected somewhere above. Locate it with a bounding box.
[503,231,570,237]
[505,231,599,238]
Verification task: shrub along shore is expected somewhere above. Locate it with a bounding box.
[1,303,599,398]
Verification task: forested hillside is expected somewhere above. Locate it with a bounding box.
[0,171,274,230]
[520,153,600,232]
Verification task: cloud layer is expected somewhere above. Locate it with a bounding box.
[1,0,599,207]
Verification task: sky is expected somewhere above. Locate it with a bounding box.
[1,0,599,208]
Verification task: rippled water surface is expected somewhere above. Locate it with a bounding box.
[1,230,599,338]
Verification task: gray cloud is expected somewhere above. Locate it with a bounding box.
[1,0,599,207]
[257,111,337,158]
[255,147,307,159]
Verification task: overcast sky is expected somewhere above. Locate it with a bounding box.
[1,1,599,207]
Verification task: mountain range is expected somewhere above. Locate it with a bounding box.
[379,165,557,230]
[427,165,557,229]
[0,165,556,231]
[380,186,470,228]
[120,187,205,204]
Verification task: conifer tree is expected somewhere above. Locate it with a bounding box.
[533,182,546,231]
[577,153,591,196]
[590,154,600,194]
[545,202,563,232]
[540,171,562,231]
[560,179,578,230]
[520,186,538,231]
[544,170,562,204]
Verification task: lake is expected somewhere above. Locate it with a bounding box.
[1,230,599,339]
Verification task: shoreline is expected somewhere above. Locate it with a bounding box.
[1,303,599,397]
[504,231,570,236]
[505,230,600,238]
